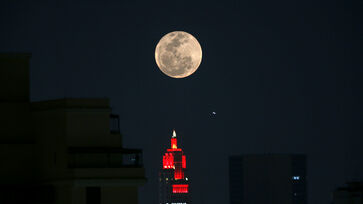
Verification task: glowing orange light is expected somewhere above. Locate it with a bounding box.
[171,138,177,149]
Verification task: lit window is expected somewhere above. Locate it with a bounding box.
[172,184,189,193]
[174,169,184,180]
[292,176,300,180]
[182,156,186,168]
[163,153,174,169]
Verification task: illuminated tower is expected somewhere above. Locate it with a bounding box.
[159,130,189,204]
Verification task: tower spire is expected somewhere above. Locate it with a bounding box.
[171,129,177,149]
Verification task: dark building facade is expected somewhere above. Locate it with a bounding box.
[333,182,363,204]
[0,53,146,204]
[229,154,307,204]
[159,130,189,204]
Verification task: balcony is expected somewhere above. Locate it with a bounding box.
[68,147,143,168]
[110,114,120,134]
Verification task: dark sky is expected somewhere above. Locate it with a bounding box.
[1,0,362,203]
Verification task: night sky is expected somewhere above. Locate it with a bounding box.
[1,0,362,203]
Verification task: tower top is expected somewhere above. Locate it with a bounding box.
[172,129,176,138]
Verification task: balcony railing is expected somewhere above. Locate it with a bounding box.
[68,147,142,168]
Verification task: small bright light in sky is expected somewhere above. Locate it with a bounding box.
[212,111,216,115]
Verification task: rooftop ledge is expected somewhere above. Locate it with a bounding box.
[31,98,110,110]
[0,53,32,58]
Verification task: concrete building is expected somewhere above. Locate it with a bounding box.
[0,53,146,204]
[333,182,363,204]
[229,154,307,204]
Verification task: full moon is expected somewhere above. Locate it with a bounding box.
[155,31,202,78]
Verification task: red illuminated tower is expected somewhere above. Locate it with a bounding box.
[159,130,189,204]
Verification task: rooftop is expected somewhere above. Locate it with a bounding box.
[31,98,110,110]
[0,53,32,59]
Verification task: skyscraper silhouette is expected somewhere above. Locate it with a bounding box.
[229,154,307,204]
[333,182,363,204]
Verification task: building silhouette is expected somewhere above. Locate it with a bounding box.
[333,182,363,204]
[229,154,307,204]
[159,130,189,204]
[0,53,146,204]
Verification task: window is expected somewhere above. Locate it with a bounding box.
[172,184,188,193]
[292,176,300,180]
